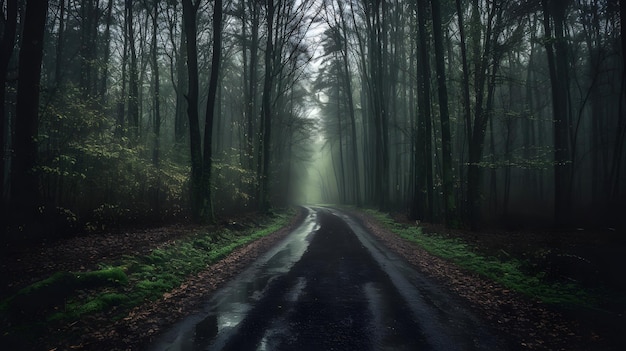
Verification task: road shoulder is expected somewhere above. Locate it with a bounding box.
[345,208,614,351]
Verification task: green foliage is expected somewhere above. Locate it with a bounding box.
[0,210,294,331]
[476,145,555,170]
[38,85,189,232]
[364,209,596,307]
[213,152,258,211]
[14,267,127,299]
[1,267,128,322]
[49,292,131,322]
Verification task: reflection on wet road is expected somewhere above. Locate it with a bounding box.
[149,207,508,350]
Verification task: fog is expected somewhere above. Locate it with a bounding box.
[1,0,625,234]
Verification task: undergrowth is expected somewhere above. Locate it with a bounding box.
[0,209,294,337]
[363,209,596,308]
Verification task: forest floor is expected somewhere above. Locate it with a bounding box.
[1,207,625,350]
[0,210,307,350]
[351,210,626,350]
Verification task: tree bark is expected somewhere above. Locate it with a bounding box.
[455,0,472,223]
[335,80,346,203]
[151,0,161,168]
[413,0,433,221]
[54,0,66,86]
[150,0,161,214]
[182,0,203,221]
[351,2,372,204]
[608,1,626,206]
[246,0,260,205]
[174,16,188,144]
[542,0,572,226]
[431,0,455,225]
[117,2,129,134]
[127,0,140,139]
[11,0,49,219]
[0,0,18,206]
[200,0,223,223]
[367,0,389,211]
[259,0,275,212]
[379,2,390,212]
[466,1,499,230]
[100,0,113,102]
[80,0,94,94]
[337,0,361,207]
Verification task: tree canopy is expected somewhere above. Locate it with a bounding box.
[1,0,624,240]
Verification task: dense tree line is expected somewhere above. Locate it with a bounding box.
[1,0,318,238]
[315,0,625,229]
[1,0,624,239]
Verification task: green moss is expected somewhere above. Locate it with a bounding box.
[0,266,129,328]
[77,266,128,286]
[364,209,595,308]
[98,292,130,306]
[48,292,131,322]
[2,208,296,339]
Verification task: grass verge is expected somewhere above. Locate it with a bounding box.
[363,209,598,308]
[0,208,294,341]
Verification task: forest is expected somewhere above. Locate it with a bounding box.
[0,0,624,239]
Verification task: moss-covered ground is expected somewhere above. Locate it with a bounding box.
[362,208,624,310]
[0,209,294,344]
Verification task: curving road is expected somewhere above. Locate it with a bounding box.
[149,207,509,350]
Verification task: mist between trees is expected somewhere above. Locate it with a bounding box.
[1,0,624,238]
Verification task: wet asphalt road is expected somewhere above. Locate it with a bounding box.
[149,207,508,351]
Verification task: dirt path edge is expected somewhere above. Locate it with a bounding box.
[54,207,307,351]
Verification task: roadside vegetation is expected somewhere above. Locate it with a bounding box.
[363,209,623,310]
[0,209,294,344]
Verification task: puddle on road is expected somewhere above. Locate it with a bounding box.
[256,276,307,351]
[150,208,506,351]
[149,208,319,351]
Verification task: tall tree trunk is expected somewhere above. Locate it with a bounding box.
[241,0,249,168]
[467,1,498,230]
[368,0,389,211]
[408,7,416,213]
[80,0,93,93]
[0,0,18,206]
[127,0,140,139]
[151,1,161,168]
[55,0,66,86]
[91,0,100,95]
[117,3,129,134]
[259,0,275,212]
[379,3,390,212]
[542,0,572,226]
[338,0,361,207]
[336,81,346,204]
[150,0,161,214]
[431,0,455,225]
[246,0,259,205]
[201,0,223,223]
[525,16,539,203]
[455,0,472,222]
[100,0,113,102]
[413,0,433,221]
[182,0,203,221]
[174,18,188,144]
[608,0,626,207]
[553,2,572,223]
[247,0,260,169]
[11,0,49,221]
